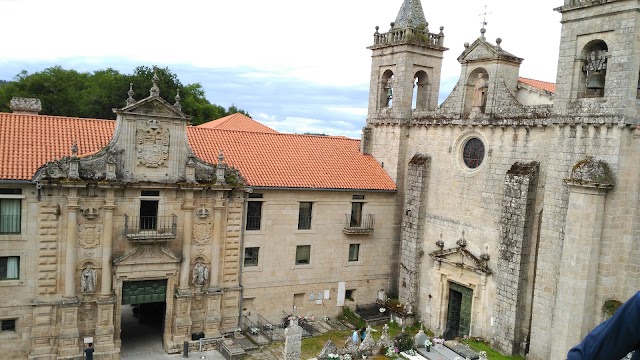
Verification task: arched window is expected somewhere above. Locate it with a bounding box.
[379,70,394,108]
[412,71,429,110]
[581,40,608,98]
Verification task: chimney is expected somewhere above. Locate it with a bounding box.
[10,97,42,115]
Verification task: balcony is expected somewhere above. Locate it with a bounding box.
[124,215,177,243]
[343,214,374,235]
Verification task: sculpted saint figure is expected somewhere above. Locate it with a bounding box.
[192,261,208,286]
[81,266,97,294]
[471,73,488,110]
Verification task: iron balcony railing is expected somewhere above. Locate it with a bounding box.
[343,214,375,235]
[124,215,177,242]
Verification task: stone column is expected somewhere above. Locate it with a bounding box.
[549,157,614,359]
[64,187,80,299]
[209,193,225,288]
[179,188,195,290]
[100,189,115,296]
[96,188,117,356]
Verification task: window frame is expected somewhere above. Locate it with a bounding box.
[0,319,15,332]
[243,247,260,267]
[0,191,23,235]
[348,244,360,262]
[297,202,313,230]
[0,256,20,281]
[0,251,25,287]
[295,245,311,267]
[350,202,364,227]
[246,195,264,231]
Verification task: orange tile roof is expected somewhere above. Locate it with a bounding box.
[518,77,556,93]
[0,113,396,191]
[197,113,278,133]
[187,128,396,190]
[0,113,115,181]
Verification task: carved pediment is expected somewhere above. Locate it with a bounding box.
[113,245,181,266]
[458,37,523,64]
[430,246,491,275]
[119,96,188,119]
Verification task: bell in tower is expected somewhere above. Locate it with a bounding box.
[582,48,607,97]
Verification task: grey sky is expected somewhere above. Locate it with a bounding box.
[0,0,562,137]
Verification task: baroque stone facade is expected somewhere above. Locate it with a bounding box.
[363,0,640,358]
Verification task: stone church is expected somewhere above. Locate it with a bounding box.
[363,0,640,358]
[0,0,639,359]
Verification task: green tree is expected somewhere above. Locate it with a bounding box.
[0,66,250,124]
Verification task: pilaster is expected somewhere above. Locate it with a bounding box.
[172,291,194,345]
[57,300,80,359]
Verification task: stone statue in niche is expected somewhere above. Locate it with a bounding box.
[471,73,488,111]
[81,266,97,294]
[192,261,208,286]
[136,119,170,168]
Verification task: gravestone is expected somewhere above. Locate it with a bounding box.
[414,329,428,348]
[376,323,393,350]
[284,319,303,360]
[317,340,339,360]
[358,326,376,355]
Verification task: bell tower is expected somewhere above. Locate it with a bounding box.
[365,0,448,122]
[553,0,640,118]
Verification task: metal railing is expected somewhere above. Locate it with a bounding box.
[343,214,375,235]
[124,215,177,242]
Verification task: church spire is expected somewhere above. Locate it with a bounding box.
[394,0,427,28]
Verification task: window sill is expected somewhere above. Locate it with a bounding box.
[346,261,363,267]
[294,264,312,269]
[0,235,24,241]
[294,229,316,234]
[0,331,19,340]
[0,279,23,287]
[242,265,262,273]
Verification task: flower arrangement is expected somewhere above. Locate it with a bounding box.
[327,354,352,360]
[386,346,396,357]
[478,350,488,358]
[433,337,445,345]
[405,349,417,356]
[424,339,433,348]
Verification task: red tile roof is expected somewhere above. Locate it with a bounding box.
[188,129,396,190]
[518,77,556,93]
[0,113,115,181]
[0,113,396,191]
[197,113,278,133]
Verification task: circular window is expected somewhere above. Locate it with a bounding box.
[462,138,485,169]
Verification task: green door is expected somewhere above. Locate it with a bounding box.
[444,282,473,339]
[122,280,167,305]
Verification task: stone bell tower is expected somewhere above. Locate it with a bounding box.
[553,0,640,119]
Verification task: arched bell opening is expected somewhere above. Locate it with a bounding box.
[379,70,395,109]
[412,70,430,110]
[580,40,608,98]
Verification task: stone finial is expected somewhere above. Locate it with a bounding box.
[71,141,78,157]
[126,83,136,106]
[150,67,160,97]
[375,25,379,34]
[496,38,502,49]
[9,97,42,114]
[464,42,470,49]
[390,21,395,30]
[480,27,486,40]
[174,89,182,112]
[218,150,225,164]
[436,233,445,249]
[439,26,444,35]
[457,230,467,247]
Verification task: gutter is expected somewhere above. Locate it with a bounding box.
[237,189,249,330]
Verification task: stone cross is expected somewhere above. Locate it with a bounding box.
[284,318,302,360]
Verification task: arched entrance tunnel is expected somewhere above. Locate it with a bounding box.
[120,280,168,357]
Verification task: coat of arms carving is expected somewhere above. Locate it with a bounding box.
[78,223,103,248]
[193,218,212,245]
[136,119,170,168]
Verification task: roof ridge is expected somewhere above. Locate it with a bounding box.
[190,127,360,141]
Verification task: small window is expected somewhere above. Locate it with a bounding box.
[246,201,263,230]
[141,190,160,197]
[348,244,360,262]
[462,138,485,169]
[298,202,313,230]
[345,289,355,302]
[0,198,21,234]
[295,245,311,265]
[244,247,259,267]
[1,319,15,331]
[352,195,365,200]
[0,257,19,280]
[248,193,263,199]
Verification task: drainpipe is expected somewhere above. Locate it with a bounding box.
[237,188,250,329]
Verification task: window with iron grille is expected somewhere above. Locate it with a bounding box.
[1,319,15,331]
[246,201,263,230]
[298,202,313,230]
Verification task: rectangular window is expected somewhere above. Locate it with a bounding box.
[0,198,21,234]
[244,247,259,267]
[348,244,360,262]
[298,202,313,230]
[295,245,311,265]
[246,201,263,230]
[350,202,363,227]
[139,200,158,230]
[1,319,15,331]
[0,257,19,280]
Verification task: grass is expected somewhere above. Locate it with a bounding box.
[464,340,526,360]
